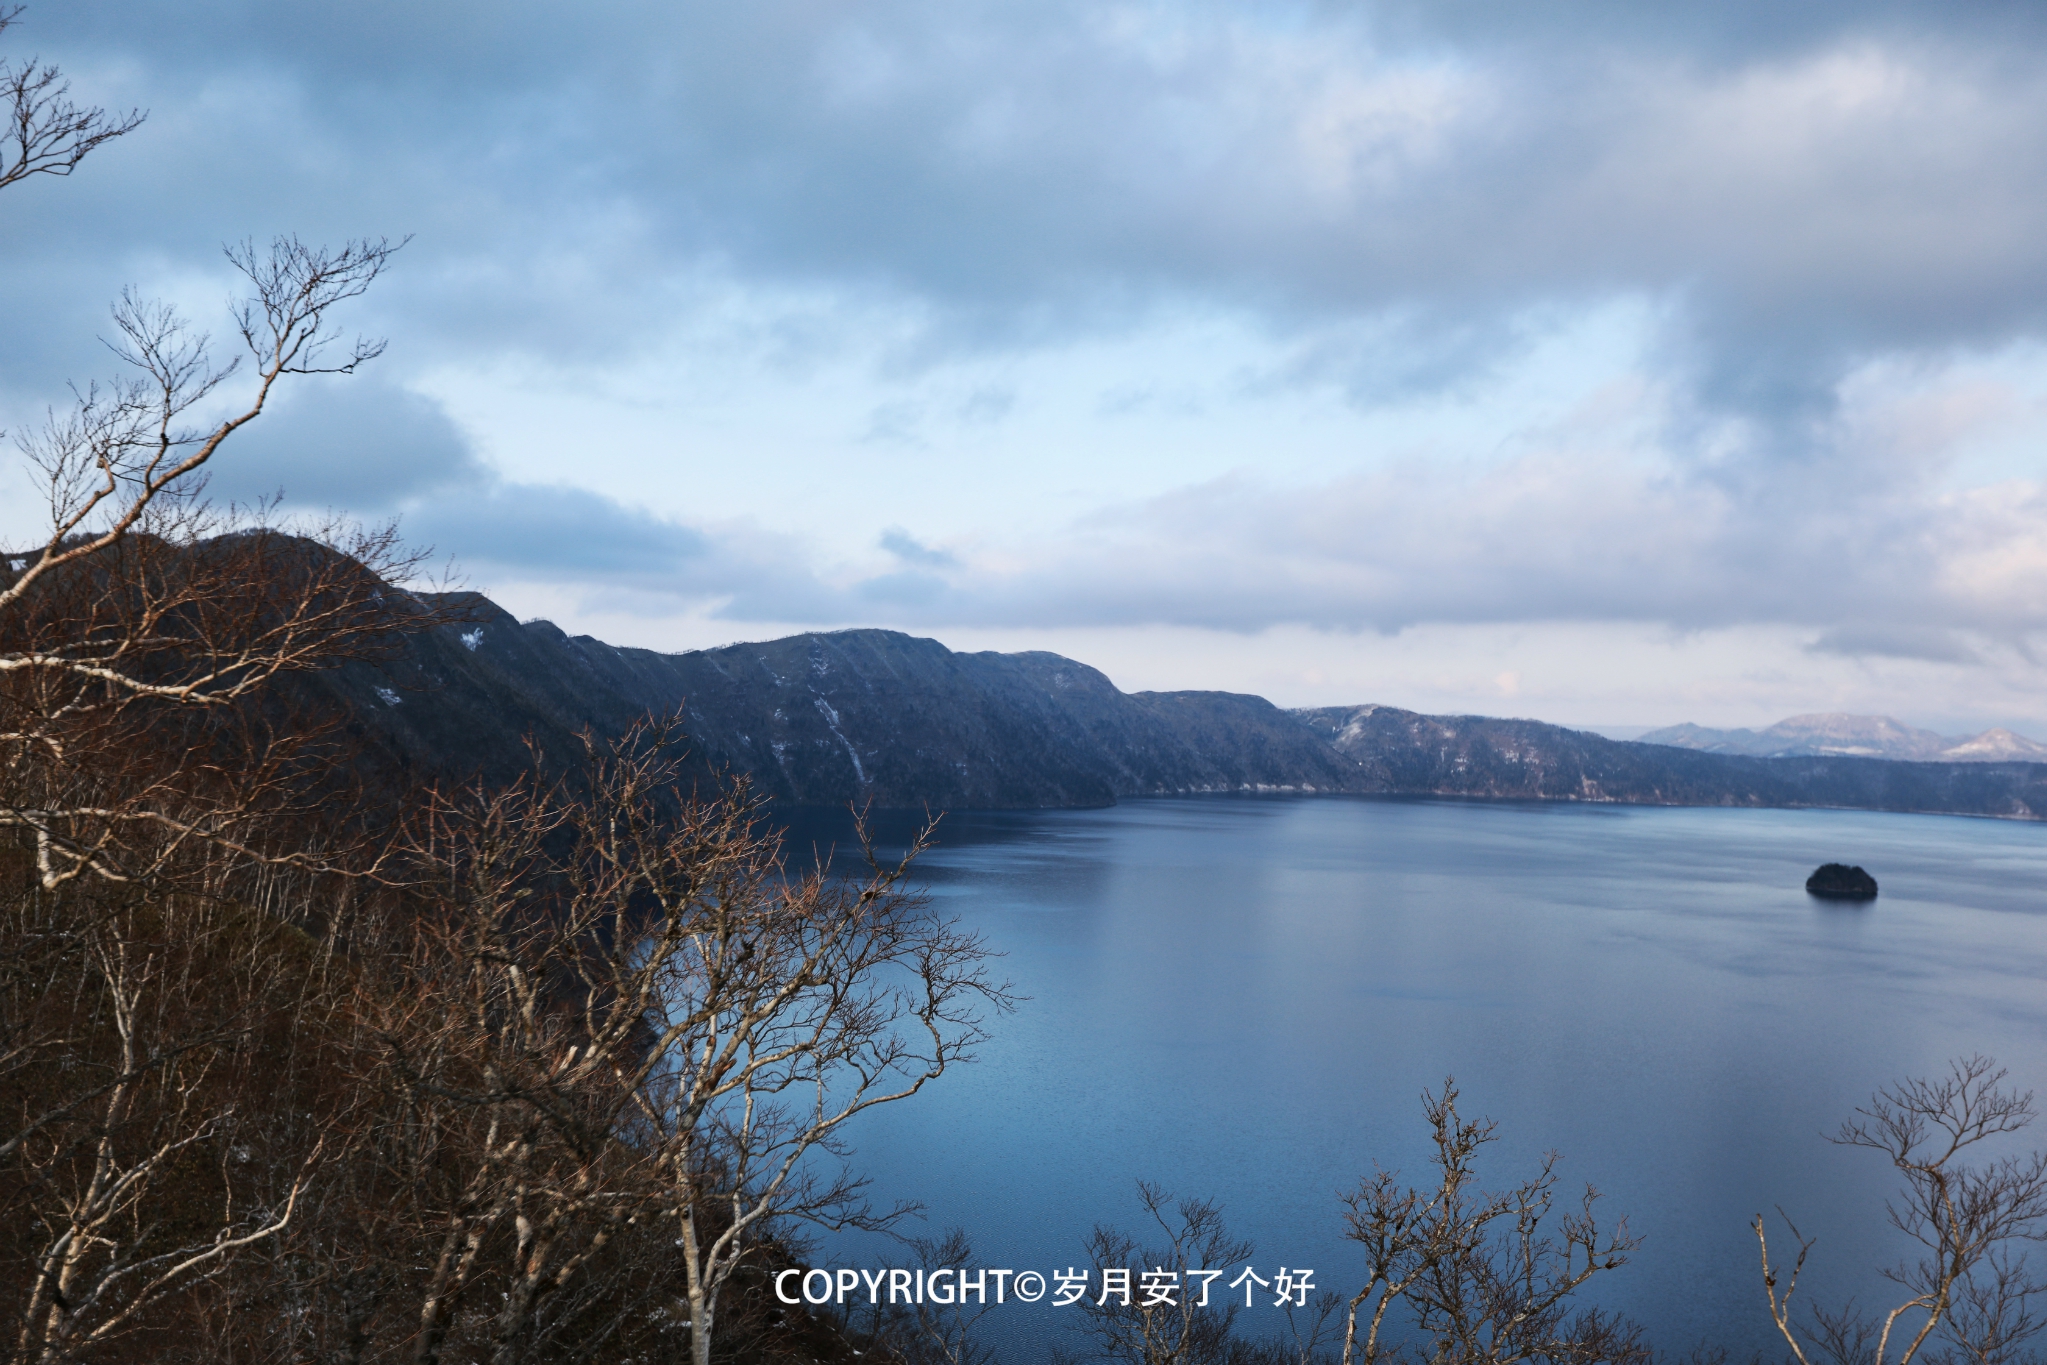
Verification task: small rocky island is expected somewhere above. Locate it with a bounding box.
[1806,863,1879,900]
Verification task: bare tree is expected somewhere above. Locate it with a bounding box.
[1756,1055,2047,1365]
[1,233,425,892]
[1060,1182,1259,1365]
[2,17,430,894]
[1339,1086,1486,1365]
[0,25,463,1361]
[358,742,683,1365]
[357,722,1005,1365]
[0,7,144,194]
[0,23,982,1364]
[1056,1181,1344,1365]
[0,871,333,1365]
[1337,1081,1642,1365]
[834,1227,1005,1365]
[638,782,1004,1365]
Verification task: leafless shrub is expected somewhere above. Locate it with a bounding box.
[1338,1081,1643,1365]
[1756,1056,2047,1365]
[831,1227,1004,1365]
[1050,1181,1344,1365]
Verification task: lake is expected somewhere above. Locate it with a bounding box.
[793,796,2047,1358]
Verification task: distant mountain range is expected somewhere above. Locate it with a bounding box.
[1638,714,2047,763]
[292,593,2047,822]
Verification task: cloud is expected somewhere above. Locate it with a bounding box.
[206,377,489,511]
[649,368,2047,647]
[173,347,2041,663]
[185,380,748,596]
[879,528,958,569]
[13,0,2047,679]
[978,462,2028,639]
[15,1,2047,416]
[405,483,711,578]
[1806,626,1981,664]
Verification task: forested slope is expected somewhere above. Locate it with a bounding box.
[295,597,2047,820]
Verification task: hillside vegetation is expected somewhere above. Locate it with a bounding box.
[302,597,2047,821]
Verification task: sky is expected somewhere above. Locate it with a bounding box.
[6,1,2047,734]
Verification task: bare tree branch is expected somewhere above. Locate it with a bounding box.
[0,8,144,195]
[1337,1082,1641,1365]
[1757,1056,2047,1365]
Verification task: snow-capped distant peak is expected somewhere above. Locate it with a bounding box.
[1638,713,2047,763]
[1938,728,2047,762]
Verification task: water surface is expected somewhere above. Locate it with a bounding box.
[795,797,2047,1356]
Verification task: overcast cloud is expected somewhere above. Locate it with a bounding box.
[7,1,2047,726]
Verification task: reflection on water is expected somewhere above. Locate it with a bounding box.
[777,796,2047,1357]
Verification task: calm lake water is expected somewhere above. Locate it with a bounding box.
[791,796,2047,1357]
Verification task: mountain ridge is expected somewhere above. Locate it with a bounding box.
[295,603,2047,821]
[1638,713,2047,762]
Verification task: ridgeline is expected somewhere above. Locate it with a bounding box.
[303,597,2047,821]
